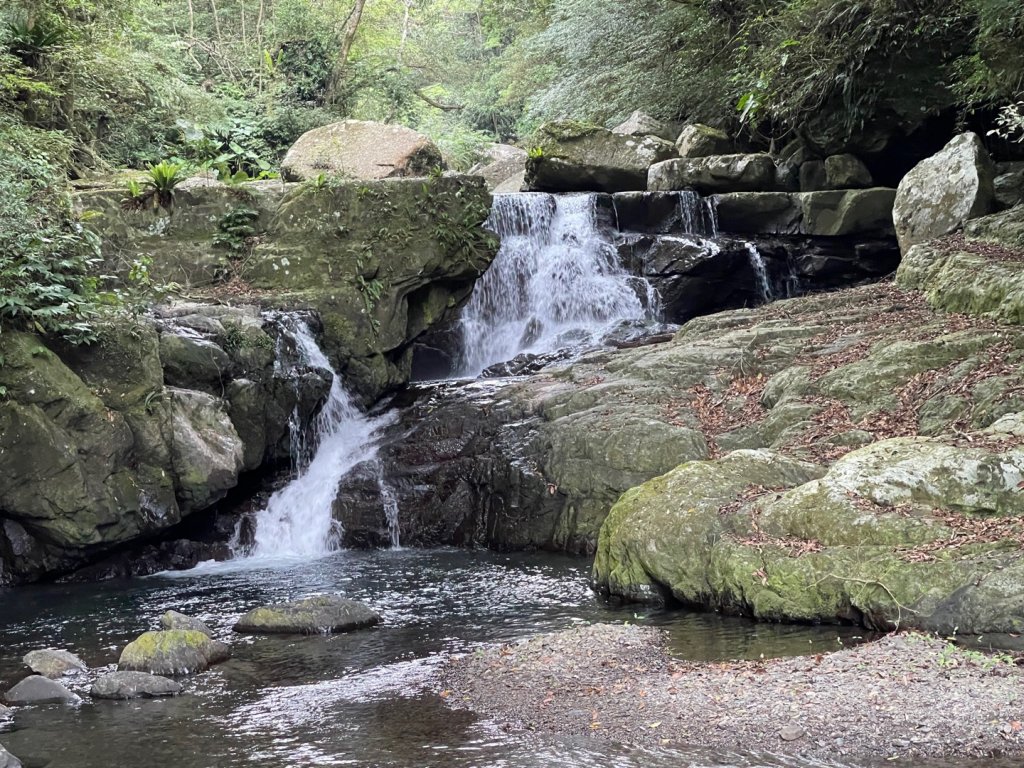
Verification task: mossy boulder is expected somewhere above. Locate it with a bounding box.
[233,595,381,635]
[118,630,230,675]
[675,124,734,158]
[896,205,1024,324]
[593,432,1024,637]
[244,176,495,401]
[525,121,676,193]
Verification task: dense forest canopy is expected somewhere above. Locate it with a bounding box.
[1,0,1022,338]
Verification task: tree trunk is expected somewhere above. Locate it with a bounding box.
[327,0,368,105]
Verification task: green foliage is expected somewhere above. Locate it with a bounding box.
[0,118,100,343]
[212,207,261,254]
[122,160,186,212]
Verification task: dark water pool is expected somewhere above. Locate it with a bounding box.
[0,549,1011,768]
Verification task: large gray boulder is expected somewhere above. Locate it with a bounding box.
[281,120,444,182]
[893,132,995,253]
[5,675,81,705]
[233,595,381,635]
[468,144,527,192]
[118,630,231,675]
[23,649,86,679]
[525,121,676,193]
[91,671,182,700]
[0,744,22,768]
[160,610,214,637]
[675,124,734,158]
[649,154,776,194]
[612,111,680,143]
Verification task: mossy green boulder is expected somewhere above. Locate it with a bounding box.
[118,630,230,675]
[525,121,676,193]
[233,595,381,635]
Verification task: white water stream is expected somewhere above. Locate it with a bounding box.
[244,320,397,559]
[457,193,657,376]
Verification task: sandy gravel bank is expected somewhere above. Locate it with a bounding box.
[441,623,1024,762]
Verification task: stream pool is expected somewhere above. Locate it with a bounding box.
[0,549,1011,768]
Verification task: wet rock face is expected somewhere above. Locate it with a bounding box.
[0,309,322,584]
[76,175,497,405]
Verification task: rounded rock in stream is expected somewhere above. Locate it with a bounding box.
[118,630,231,676]
[0,705,12,721]
[159,610,214,638]
[91,671,183,700]
[23,649,87,679]
[4,675,81,705]
[0,743,22,768]
[233,595,381,635]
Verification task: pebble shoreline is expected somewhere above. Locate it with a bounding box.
[441,623,1024,762]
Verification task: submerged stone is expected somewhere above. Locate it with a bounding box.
[5,675,81,705]
[23,649,86,679]
[233,595,381,635]
[118,630,231,676]
[91,671,182,700]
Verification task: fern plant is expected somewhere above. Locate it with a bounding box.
[121,161,186,213]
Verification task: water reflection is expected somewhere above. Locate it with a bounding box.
[0,550,1013,768]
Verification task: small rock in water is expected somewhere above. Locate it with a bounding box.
[0,743,23,768]
[118,630,230,676]
[91,671,183,700]
[5,675,81,705]
[233,595,381,635]
[160,610,214,638]
[0,705,12,721]
[779,724,805,742]
[23,649,86,679]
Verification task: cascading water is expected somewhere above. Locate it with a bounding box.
[676,190,719,237]
[244,320,396,559]
[743,242,774,303]
[457,193,656,376]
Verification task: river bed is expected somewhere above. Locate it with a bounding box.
[0,549,1010,768]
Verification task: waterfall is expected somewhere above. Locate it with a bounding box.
[744,241,773,303]
[244,320,396,559]
[676,190,719,237]
[457,193,656,376]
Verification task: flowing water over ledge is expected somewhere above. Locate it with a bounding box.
[0,550,1011,768]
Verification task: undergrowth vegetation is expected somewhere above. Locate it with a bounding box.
[0,0,1020,341]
